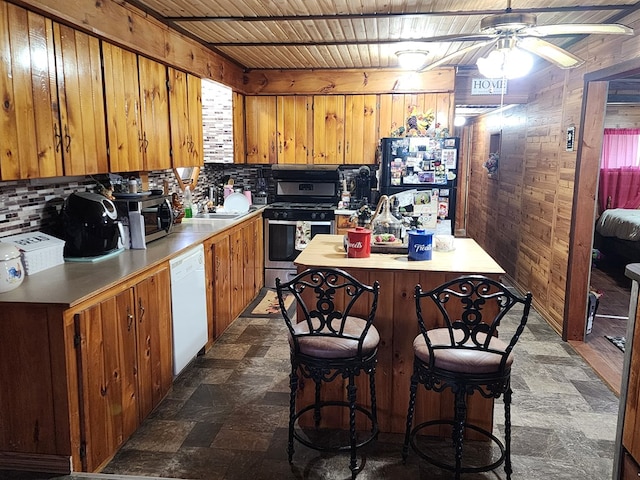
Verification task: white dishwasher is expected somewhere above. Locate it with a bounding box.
[169,244,208,376]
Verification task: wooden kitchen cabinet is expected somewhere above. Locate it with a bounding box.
[312,95,345,164]
[53,23,108,175]
[276,95,312,164]
[344,95,377,164]
[102,43,143,172]
[0,4,63,180]
[73,265,172,471]
[232,91,246,164]
[103,42,171,172]
[245,95,277,164]
[205,216,264,341]
[168,68,203,167]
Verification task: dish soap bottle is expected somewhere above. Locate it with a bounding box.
[183,185,193,218]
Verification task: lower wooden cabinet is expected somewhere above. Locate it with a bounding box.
[623,450,640,479]
[74,264,172,471]
[205,216,264,342]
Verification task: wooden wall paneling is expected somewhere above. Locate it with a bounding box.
[232,92,245,164]
[17,0,245,91]
[344,94,377,164]
[53,23,108,175]
[137,55,171,171]
[605,105,640,128]
[102,42,143,172]
[313,95,345,164]
[276,95,310,164]
[243,68,455,96]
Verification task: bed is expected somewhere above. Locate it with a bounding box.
[595,208,640,262]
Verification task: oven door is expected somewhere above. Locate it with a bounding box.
[264,219,334,269]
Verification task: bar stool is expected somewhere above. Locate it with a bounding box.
[276,268,380,479]
[402,275,532,479]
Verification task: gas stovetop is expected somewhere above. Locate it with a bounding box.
[263,202,337,221]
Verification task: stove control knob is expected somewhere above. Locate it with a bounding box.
[311,212,317,220]
[320,212,326,220]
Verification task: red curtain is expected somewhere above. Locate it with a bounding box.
[601,128,640,168]
[598,167,640,212]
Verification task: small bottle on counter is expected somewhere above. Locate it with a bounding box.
[183,186,193,218]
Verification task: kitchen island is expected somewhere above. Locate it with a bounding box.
[294,234,506,434]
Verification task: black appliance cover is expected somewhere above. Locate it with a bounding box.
[62,192,120,257]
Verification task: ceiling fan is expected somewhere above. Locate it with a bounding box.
[416,0,634,73]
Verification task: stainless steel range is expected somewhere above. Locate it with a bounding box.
[264,165,340,287]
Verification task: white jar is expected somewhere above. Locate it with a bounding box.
[0,244,24,293]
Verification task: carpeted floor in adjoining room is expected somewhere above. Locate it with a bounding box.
[2,303,620,480]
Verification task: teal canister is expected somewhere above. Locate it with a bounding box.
[407,229,433,261]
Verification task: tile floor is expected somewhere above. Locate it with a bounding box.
[3,301,621,480]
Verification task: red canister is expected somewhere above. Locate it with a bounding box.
[346,227,371,258]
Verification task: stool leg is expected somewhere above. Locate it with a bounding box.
[288,365,298,463]
[347,375,359,478]
[453,388,467,480]
[504,386,513,480]
[314,379,322,428]
[369,365,378,435]
[402,362,419,463]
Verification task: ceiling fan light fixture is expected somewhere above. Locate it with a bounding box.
[395,49,429,70]
[477,46,533,79]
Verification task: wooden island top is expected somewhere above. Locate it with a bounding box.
[293,234,506,435]
[295,234,505,274]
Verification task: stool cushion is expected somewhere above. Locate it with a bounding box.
[291,316,380,359]
[413,328,513,374]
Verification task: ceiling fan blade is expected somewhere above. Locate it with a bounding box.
[418,40,496,72]
[517,37,585,69]
[524,23,633,37]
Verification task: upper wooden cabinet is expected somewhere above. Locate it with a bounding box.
[241,94,383,165]
[245,95,277,164]
[168,68,203,167]
[102,43,143,172]
[54,23,108,176]
[0,4,62,180]
[277,96,311,164]
[232,91,246,164]
[0,4,108,180]
[312,95,345,164]
[344,94,377,165]
[103,43,171,172]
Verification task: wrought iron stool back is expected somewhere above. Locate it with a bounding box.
[276,268,380,479]
[402,275,532,479]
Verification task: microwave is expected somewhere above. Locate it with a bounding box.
[114,194,174,248]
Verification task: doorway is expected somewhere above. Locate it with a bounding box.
[567,65,640,394]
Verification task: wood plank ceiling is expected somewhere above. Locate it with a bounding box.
[126,0,640,72]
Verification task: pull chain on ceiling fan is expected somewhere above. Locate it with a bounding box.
[418,0,634,74]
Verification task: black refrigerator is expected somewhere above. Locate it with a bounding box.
[378,136,459,235]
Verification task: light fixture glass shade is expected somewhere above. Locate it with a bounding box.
[476,46,533,79]
[395,50,428,70]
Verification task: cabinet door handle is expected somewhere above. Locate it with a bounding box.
[126,306,133,331]
[279,141,283,154]
[143,132,149,152]
[64,125,71,153]
[346,141,349,154]
[138,297,145,322]
[54,124,62,152]
[338,140,341,154]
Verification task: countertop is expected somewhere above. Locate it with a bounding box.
[295,234,505,274]
[0,208,266,308]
